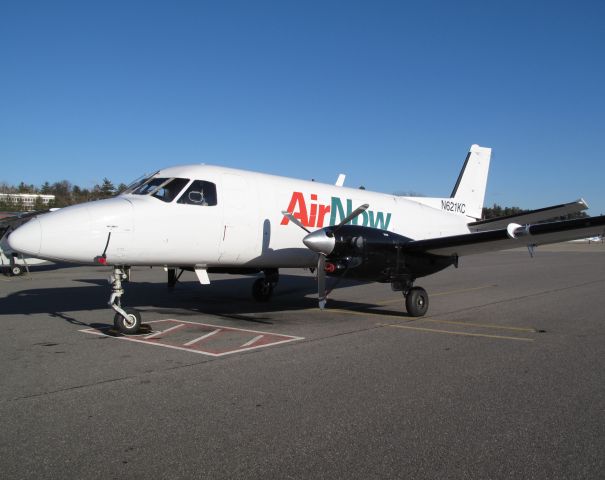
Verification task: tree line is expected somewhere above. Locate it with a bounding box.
[0,180,593,220]
[482,203,588,220]
[0,178,128,211]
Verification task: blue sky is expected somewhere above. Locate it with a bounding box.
[1,0,604,213]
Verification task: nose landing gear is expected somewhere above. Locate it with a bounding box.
[109,266,142,334]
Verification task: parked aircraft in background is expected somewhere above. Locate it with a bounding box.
[1,212,51,275]
[7,145,605,334]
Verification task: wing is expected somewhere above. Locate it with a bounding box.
[467,199,588,232]
[403,215,605,257]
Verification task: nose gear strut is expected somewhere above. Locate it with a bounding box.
[108,265,141,334]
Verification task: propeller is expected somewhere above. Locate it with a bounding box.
[280,211,310,233]
[282,204,369,309]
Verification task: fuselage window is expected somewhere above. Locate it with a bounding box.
[177,180,217,206]
[133,177,190,203]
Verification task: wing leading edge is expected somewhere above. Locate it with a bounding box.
[467,199,589,232]
[403,215,605,257]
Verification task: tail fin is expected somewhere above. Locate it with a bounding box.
[450,144,491,220]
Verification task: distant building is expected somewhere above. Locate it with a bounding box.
[0,193,55,211]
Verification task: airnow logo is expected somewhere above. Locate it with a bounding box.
[281,192,392,230]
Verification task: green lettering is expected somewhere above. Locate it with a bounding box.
[369,211,391,230]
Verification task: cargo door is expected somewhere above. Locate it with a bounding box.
[219,173,260,263]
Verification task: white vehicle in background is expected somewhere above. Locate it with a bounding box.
[1,212,52,276]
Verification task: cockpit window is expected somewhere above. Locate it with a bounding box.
[133,177,190,203]
[177,180,217,206]
[122,171,158,194]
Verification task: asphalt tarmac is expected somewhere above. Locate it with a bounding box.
[1,244,604,479]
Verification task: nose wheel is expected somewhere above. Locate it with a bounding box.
[114,308,141,334]
[11,265,24,276]
[109,266,142,334]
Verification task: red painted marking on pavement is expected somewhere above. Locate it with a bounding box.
[79,319,304,357]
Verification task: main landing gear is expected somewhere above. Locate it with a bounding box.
[404,286,429,317]
[109,265,142,334]
[252,268,279,302]
[395,280,429,317]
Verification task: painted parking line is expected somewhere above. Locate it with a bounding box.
[354,285,498,307]
[328,306,537,334]
[145,323,186,339]
[241,335,264,347]
[79,319,304,357]
[183,329,221,346]
[380,323,534,342]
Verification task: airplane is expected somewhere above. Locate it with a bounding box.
[7,144,605,335]
[1,212,52,276]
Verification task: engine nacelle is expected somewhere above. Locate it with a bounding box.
[324,225,456,283]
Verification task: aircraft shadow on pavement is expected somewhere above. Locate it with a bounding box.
[0,274,407,328]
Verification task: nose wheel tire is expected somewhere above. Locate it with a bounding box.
[252,278,274,302]
[405,287,429,317]
[11,265,24,276]
[114,308,142,335]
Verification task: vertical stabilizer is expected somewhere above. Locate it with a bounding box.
[450,144,491,220]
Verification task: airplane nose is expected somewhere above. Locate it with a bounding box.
[7,218,42,256]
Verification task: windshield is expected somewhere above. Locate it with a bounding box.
[122,171,158,194]
[132,177,190,202]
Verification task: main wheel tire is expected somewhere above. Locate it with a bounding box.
[11,265,23,276]
[405,287,429,317]
[114,308,142,335]
[252,278,273,302]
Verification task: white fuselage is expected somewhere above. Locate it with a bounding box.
[8,165,472,268]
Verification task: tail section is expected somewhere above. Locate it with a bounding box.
[450,144,491,220]
[401,145,491,221]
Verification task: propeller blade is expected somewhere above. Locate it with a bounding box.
[333,204,369,233]
[281,211,310,233]
[317,255,327,309]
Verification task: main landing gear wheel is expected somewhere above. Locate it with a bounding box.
[252,278,274,302]
[114,308,142,335]
[405,287,429,317]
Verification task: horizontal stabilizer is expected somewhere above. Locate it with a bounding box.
[468,199,589,232]
[403,215,605,257]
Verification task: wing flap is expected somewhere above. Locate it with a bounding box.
[404,215,605,257]
[468,199,588,232]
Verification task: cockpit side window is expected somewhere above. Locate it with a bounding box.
[132,177,190,203]
[177,180,217,206]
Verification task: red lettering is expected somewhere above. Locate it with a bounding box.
[309,194,318,227]
[280,192,309,226]
[317,204,331,227]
